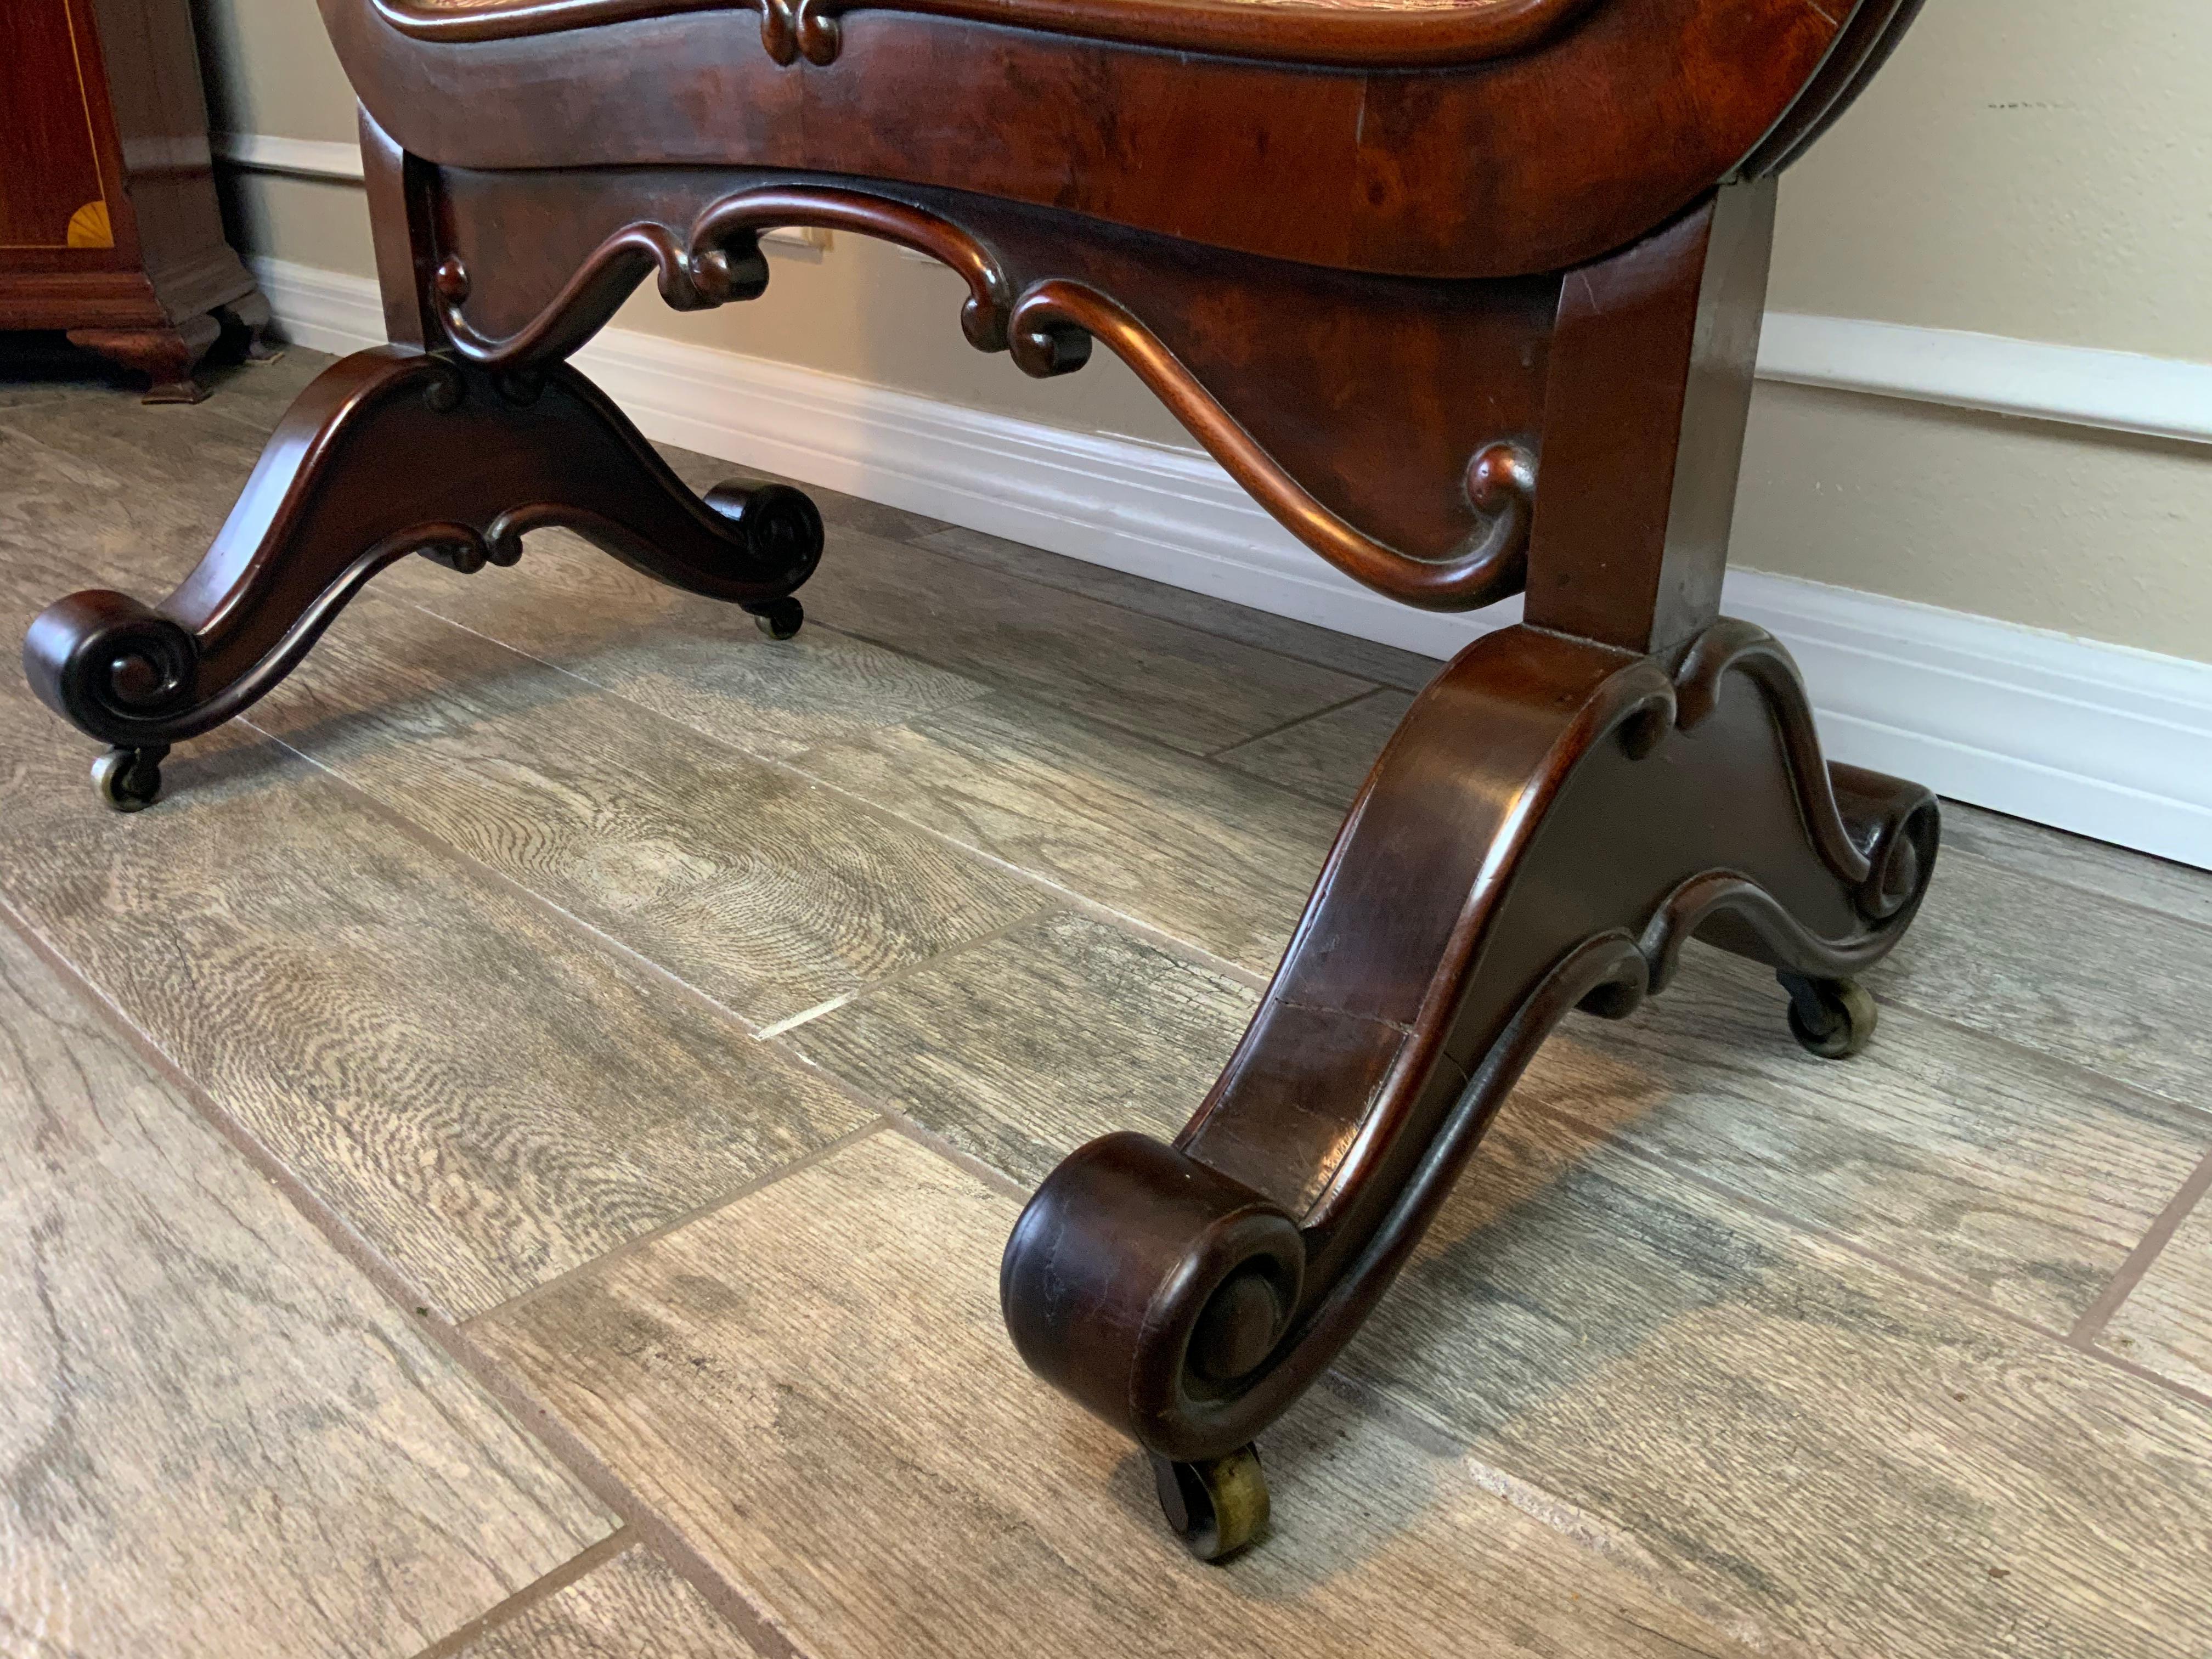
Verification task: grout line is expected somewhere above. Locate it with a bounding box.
[370,585,1283,990]
[752,993,855,1041]
[467,1118,894,1329]
[2067,1142,2212,1347]
[1201,685,1389,762]
[879,1109,1035,1204]
[0,892,817,1659]
[404,1526,637,1659]
[899,519,1438,694]
[749,901,1060,1043]
[1530,1096,2092,1351]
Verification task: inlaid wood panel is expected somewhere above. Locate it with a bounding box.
[443,1547,765,1659]
[2102,1188,2212,1397]
[0,922,613,1659]
[1865,847,2212,1115]
[472,1130,1763,1659]
[252,588,1045,1028]
[0,0,110,251]
[788,692,1339,973]
[1344,1108,2212,1659]
[788,910,1252,1184]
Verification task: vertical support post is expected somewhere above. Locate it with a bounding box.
[358,105,438,349]
[1521,176,1777,656]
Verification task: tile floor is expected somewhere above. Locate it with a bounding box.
[2,343,2209,1658]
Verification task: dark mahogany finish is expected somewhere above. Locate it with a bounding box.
[22,0,1936,1550]
[0,0,269,401]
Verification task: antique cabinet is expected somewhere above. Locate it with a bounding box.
[1,0,269,402]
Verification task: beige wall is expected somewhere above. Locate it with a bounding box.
[198,0,2212,663]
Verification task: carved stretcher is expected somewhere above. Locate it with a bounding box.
[22,0,1935,1558]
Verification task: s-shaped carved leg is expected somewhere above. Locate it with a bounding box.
[1000,620,1938,1558]
[22,347,823,808]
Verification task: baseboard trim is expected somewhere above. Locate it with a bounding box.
[249,255,2212,870]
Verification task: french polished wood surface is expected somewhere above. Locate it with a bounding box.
[16,0,1948,1554]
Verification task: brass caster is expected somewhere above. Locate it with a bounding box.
[749,597,804,640]
[1779,971,1877,1059]
[91,744,167,812]
[1153,1444,1269,1562]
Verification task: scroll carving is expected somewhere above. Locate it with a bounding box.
[432,185,1537,613]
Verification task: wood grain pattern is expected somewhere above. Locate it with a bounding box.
[1344,1105,2212,1659]
[444,1547,764,1658]
[472,1130,1763,1659]
[1865,846,2212,1114]
[783,525,1378,755]
[1522,944,2212,1329]
[0,673,873,1318]
[787,692,1339,973]
[2102,1192,2212,1397]
[788,911,1252,1184]
[0,922,614,1659]
[375,527,994,765]
[913,524,1443,693]
[1938,800,2212,933]
[252,587,1044,1026]
[1211,686,1417,806]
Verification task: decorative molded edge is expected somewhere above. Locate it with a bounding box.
[431,189,1536,612]
[369,0,1597,70]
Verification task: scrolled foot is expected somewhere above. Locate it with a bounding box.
[1779,971,1877,1059]
[1153,1444,1269,1562]
[91,745,168,812]
[749,597,805,640]
[705,481,826,574]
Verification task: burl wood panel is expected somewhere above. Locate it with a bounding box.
[0,922,614,1659]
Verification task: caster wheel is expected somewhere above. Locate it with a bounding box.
[91,745,167,813]
[1153,1444,1269,1562]
[750,597,804,640]
[1779,971,1877,1059]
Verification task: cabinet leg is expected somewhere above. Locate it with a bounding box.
[22,346,823,804]
[1002,621,1939,1552]
[66,313,223,404]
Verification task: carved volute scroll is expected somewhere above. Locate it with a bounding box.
[423,166,1553,611]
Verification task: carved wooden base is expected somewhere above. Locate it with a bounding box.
[67,312,223,404]
[22,346,822,800]
[1000,620,1939,1554]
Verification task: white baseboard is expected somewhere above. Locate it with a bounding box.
[249,255,2212,870]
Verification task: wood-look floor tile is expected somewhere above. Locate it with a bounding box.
[1342,1105,2212,1659]
[1866,845,2212,1115]
[782,526,1377,755]
[2101,1186,2212,1396]
[375,531,994,765]
[253,590,1043,1026]
[472,1130,1763,1659]
[915,523,1445,693]
[0,923,612,1659]
[787,911,1252,1184]
[1520,945,2212,1329]
[1939,799,2212,932]
[444,1547,764,1658]
[1212,686,1417,808]
[0,689,873,1318]
[788,692,1340,973]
